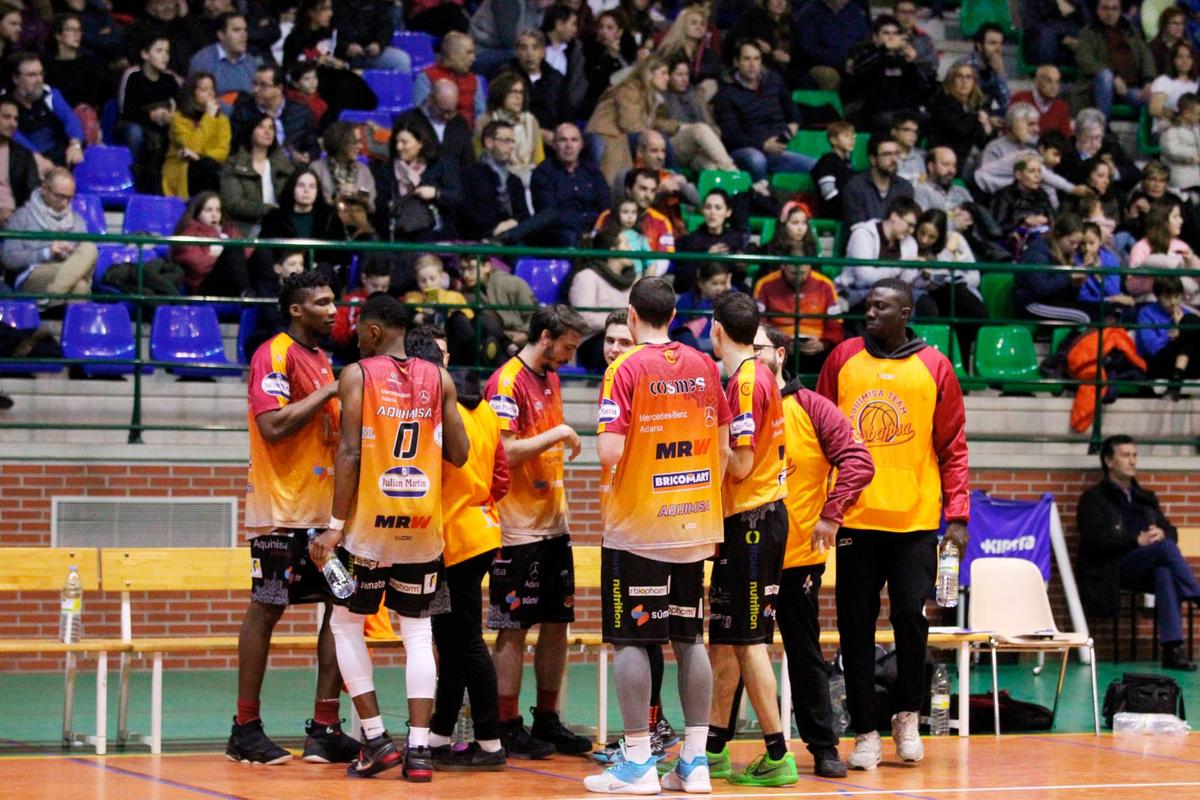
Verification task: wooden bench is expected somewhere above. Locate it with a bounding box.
[0,547,126,754]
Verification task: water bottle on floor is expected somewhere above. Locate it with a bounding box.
[936,541,960,608]
[453,702,474,744]
[1113,712,1191,735]
[307,529,354,599]
[828,671,849,736]
[929,665,951,736]
[59,565,83,644]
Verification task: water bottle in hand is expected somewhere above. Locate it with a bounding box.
[936,540,960,608]
[929,665,951,736]
[59,565,83,644]
[307,529,354,599]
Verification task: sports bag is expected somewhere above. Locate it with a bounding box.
[1102,672,1186,727]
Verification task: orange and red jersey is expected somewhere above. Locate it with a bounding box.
[245,333,339,532]
[484,356,568,538]
[597,342,731,551]
[345,355,445,565]
[753,269,843,345]
[722,357,787,515]
[593,207,677,253]
[442,401,509,567]
[816,336,970,532]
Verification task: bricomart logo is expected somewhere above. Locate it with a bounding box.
[651,469,711,492]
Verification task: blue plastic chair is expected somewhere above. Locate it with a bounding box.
[73,193,107,234]
[515,258,572,305]
[363,70,414,111]
[236,305,259,364]
[123,194,185,237]
[73,145,134,206]
[61,302,139,376]
[150,305,242,378]
[92,243,160,296]
[390,31,436,69]
[0,301,63,374]
[339,109,396,128]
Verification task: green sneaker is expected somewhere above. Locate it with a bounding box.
[706,747,731,779]
[726,751,799,787]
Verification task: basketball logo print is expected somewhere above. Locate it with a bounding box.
[663,348,677,364]
[855,399,915,446]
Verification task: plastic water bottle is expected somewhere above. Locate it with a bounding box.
[307,529,354,599]
[1113,712,1191,735]
[59,565,83,643]
[453,702,474,744]
[929,665,951,736]
[827,672,849,736]
[936,541,960,608]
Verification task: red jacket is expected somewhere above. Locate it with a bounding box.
[422,63,480,126]
[1010,89,1073,139]
[171,219,245,293]
[332,287,370,346]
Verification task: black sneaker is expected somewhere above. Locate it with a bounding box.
[813,748,848,778]
[347,731,403,778]
[403,744,434,782]
[302,719,360,763]
[530,707,592,756]
[500,716,555,760]
[592,738,624,764]
[431,741,507,771]
[655,714,680,748]
[226,717,292,765]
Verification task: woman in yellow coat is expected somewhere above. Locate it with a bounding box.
[162,71,231,198]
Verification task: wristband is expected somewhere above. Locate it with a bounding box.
[328,517,345,531]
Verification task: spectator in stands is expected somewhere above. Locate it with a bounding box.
[2,167,95,299]
[675,187,750,293]
[1059,107,1141,197]
[0,3,20,82]
[580,10,634,120]
[230,63,319,166]
[1076,434,1200,671]
[332,0,410,72]
[927,61,992,175]
[1150,6,1194,75]
[280,0,377,121]
[468,0,544,79]
[475,71,543,185]
[1022,0,1085,68]
[541,4,587,120]
[1148,42,1198,136]
[1016,212,1092,324]
[1076,0,1155,118]
[1137,276,1199,400]
[123,0,201,77]
[457,251,536,351]
[170,190,250,296]
[912,208,987,356]
[44,13,109,128]
[310,121,375,214]
[118,36,180,193]
[406,0,470,37]
[1161,92,1200,198]
[714,39,809,185]
[841,133,914,225]
[670,259,730,354]
[914,146,971,223]
[6,52,83,171]
[613,129,698,234]
[661,50,720,136]
[189,13,261,99]
[615,0,656,58]
[330,252,390,361]
[0,96,38,227]
[61,0,121,66]
[162,71,230,198]
[1075,219,1132,320]
[372,116,461,242]
[283,62,327,132]
[979,102,1041,175]
[220,112,294,233]
[727,0,801,88]
[1010,65,1073,139]
[840,196,921,312]
[507,28,565,135]
[811,120,858,221]
[891,112,926,183]
[847,14,935,132]
[593,168,675,271]
[529,121,610,247]
[655,4,721,100]
[1128,204,1200,302]
[1123,161,1182,241]
[398,79,475,171]
[413,31,486,128]
[1074,158,1120,213]
[255,167,346,279]
[404,253,485,364]
[458,119,540,244]
[794,0,870,92]
[893,0,937,76]
[564,225,635,372]
[966,23,1010,125]
[992,154,1055,237]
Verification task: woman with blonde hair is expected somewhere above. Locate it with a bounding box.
[474,70,544,185]
[654,4,721,100]
[928,60,992,173]
[162,71,231,198]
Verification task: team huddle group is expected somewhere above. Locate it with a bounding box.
[231,266,970,793]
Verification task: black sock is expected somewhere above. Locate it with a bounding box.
[706,725,729,754]
[764,731,787,761]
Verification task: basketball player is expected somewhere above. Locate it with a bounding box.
[309,294,469,781]
[585,277,730,795]
[229,272,359,766]
[484,305,593,758]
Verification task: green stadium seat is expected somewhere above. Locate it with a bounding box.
[809,218,846,259]
[697,169,752,198]
[787,130,830,159]
[911,323,969,378]
[1050,325,1081,354]
[770,172,816,194]
[974,325,1046,392]
[1138,106,1160,157]
[791,89,844,119]
[684,212,704,233]
[1110,103,1136,121]
[980,272,1015,320]
[850,135,869,171]
[959,0,1016,38]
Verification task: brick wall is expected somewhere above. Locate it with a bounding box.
[1,463,1197,670]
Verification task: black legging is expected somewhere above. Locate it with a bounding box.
[196,245,251,297]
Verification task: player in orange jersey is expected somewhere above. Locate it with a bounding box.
[309,294,469,781]
[484,304,593,758]
[586,277,731,795]
[756,325,873,779]
[229,271,359,767]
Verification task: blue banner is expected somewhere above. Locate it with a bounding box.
[956,490,1054,587]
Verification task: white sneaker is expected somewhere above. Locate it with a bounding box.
[584,753,661,795]
[847,732,881,770]
[891,711,924,763]
[660,754,711,793]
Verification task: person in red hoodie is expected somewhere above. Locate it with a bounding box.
[330,254,392,362]
[170,191,251,296]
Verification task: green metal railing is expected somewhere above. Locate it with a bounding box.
[1,229,1197,452]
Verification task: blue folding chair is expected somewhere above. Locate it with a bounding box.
[236,305,259,364]
[363,70,414,111]
[73,145,134,207]
[339,109,396,128]
[123,194,185,258]
[72,193,107,234]
[390,31,436,69]
[0,301,63,374]
[93,243,159,295]
[61,302,139,377]
[515,258,572,305]
[150,305,242,378]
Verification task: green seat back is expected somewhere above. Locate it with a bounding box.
[980,272,1015,320]
[960,0,1015,37]
[791,89,844,119]
[770,172,816,193]
[697,169,751,198]
[911,323,968,377]
[760,218,776,245]
[974,325,1039,381]
[788,130,831,158]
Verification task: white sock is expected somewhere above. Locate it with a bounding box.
[624,733,652,764]
[681,725,708,762]
[478,738,502,753]
[408,726,430,747]
[428,732,451,747]
[361,715,385,740]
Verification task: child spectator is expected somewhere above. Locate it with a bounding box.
[1076,220,1135,321]
[117,36,181,193]
[1160,92,1200,199]
[285,62,329,132]
[811,121,858,220]
[404,254,483,366]
[171,191,250,297]
[600,197,669,278]
[670,260,731,354]
[1136,276,1199,400]
[330,254,391,360]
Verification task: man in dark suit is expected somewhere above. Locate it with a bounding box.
[395,79,475,171]
[230,64,318,164]
[458,119,546,244]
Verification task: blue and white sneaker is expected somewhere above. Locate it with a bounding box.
[583,747,661,795]
[660,753,711,794]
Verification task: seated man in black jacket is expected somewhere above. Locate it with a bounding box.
[457,119,543,244]
[506,28,566,136]
[0,96,39,228]
[846,14,935,132]
[1076,435,1199,671]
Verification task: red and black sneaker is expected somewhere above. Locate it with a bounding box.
[402,744,434,782]
[347,731,402,778]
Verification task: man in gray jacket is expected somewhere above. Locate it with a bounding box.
[2,168,95,299]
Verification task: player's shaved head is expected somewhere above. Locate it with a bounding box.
[359,293,411,330]
[628,277,675,328]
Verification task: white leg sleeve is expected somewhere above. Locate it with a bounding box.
[398,616,437,700]
[329,604,374,698]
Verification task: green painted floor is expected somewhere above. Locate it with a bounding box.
[1,659,1196,751]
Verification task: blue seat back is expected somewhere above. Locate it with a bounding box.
[515,258,572,305]
[123,194,186,237]
[61,302,135,364]
[236,305,259,364]
[339,109,395,128]
[73,193,107,234]
[390,31,436,69]
[73,145,134,200]
[363,70,414,110]
[150,305,227,363]
[0,299,41,330]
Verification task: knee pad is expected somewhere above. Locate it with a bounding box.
[330,605,375,698]
[399,616,437,700]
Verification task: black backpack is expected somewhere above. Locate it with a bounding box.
[1102,672,1187,727]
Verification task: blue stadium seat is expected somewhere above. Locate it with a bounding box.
[150,305,241,378]
[73,145,134,206]
[236,305,258,364]
[123,194,185,237]
[515,258,572,305]
[0,300,63,374]
[72,193,107,234]
[363,70,414,111]
[93,243,157,294]
[390,31,436,69]
[339,109,395,128]
[61,302,139,377]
